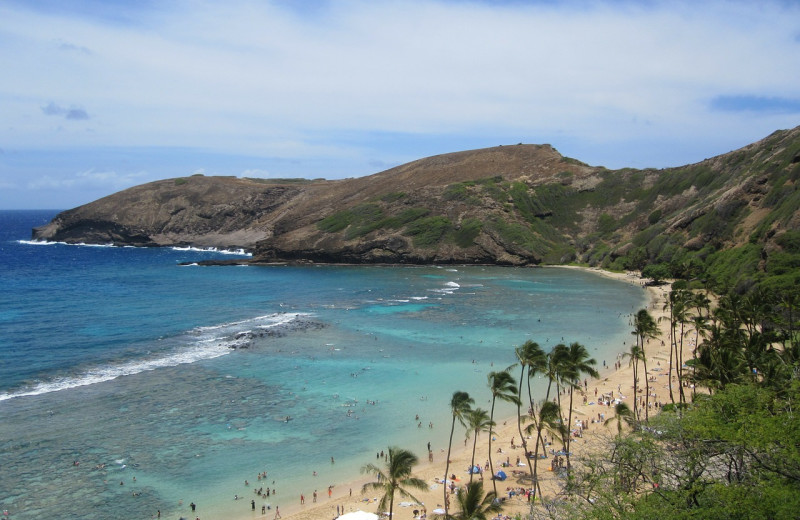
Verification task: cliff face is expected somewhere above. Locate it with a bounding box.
[32,176,312,249]
[33,127,800,276]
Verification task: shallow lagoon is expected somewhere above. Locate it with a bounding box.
[0,212,646,519]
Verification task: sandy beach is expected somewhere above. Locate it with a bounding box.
[225,267,675,520]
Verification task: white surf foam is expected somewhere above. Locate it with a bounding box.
[171,246,252,256]
[17,239,115,247]
[0,313,308,402]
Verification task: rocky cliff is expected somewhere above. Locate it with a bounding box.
[33,126,800,288]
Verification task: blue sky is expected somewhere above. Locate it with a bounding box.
[1,0,799,209]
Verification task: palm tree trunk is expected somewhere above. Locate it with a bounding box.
[632,357,639,421]
[555,381,567,457]
[517,366,536,490]
[444,415,456,517]
[524,373,538,511]
[678,322,686,404]
[488,396,498,497]
[470,429,479,484]
[565,384,575,469]
[642,339,650,422]
[668,318,676,405]
[531,377,554,503]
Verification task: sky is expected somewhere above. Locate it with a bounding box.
[1,0,799,209]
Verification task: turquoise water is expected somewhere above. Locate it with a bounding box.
[0,210,646,519]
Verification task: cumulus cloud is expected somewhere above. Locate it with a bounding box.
[1,0,799,207]
[7,1,798,154]
[41,102,90,120]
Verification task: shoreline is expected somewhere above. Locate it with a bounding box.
[216,266,673,520]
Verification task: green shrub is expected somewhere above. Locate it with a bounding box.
[598,213,616,235]
[404,216,453,247]
[380,192,406,203]
[453,218,483,248]
[706,244,763,291]
[444,183,473,202]
[765,251,800,275]
[381,208,429,229]
[318,210,354,233]
[776,230,800,253]
[343,204,385,239]
[648,209,662,225]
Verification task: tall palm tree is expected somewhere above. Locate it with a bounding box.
[447,481,503,520]
[361,446,427,520]
[663,289,691,405]
[632,309,659,421]
[777,291,799,366]
[527,345,564,503]
[514,340,547,487]
[487,370,519,496]
[689,291,711,401]
[561,342,598,468]
[624,343,644,421]
[465,408,493,484]
[444,391,473,517]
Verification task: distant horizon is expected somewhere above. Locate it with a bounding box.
[2,0,799,209]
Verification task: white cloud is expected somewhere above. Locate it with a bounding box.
[1,0,799,207]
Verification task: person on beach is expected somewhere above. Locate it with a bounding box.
[274,506,281,519]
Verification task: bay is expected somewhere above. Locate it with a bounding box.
[0,210,646,519]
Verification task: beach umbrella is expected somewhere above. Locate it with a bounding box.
[494,470,507,481]
[339,511,379,520]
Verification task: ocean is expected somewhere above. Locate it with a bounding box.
[0,209,646,520]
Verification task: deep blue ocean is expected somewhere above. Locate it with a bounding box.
[0,210,646,520]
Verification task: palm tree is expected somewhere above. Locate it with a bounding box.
[447,481,503,520]
[514,340,546,487]
[465,408,493,484]
[604,402,635,438]
[663,289,691,405]
[624,343,644,421]
[527,345,564,503]
[444,391,473,517]
[689,291,711,401]
[561,342,598,468]
[487,370,519,496]
[632,309,659,421]
[361,446,428,520]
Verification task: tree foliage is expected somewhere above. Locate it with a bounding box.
[564,383,800,520]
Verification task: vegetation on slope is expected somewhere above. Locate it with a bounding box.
[436,281,800,520]
[34,126,800,291]
[308,127,800,294]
